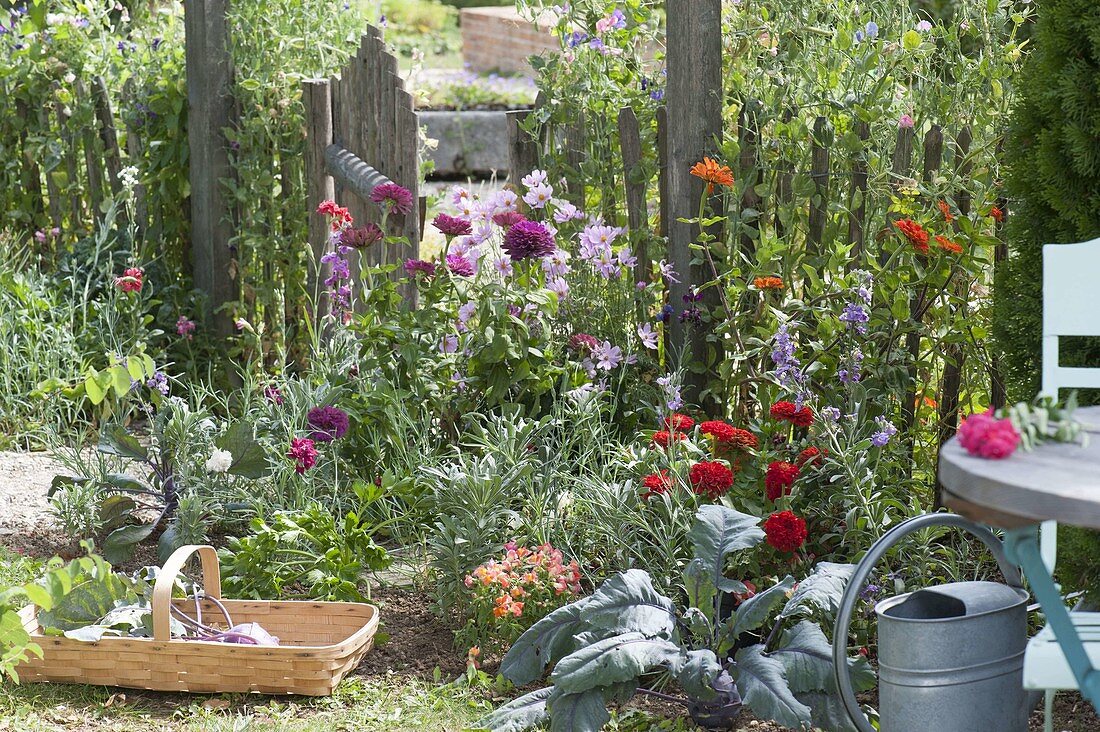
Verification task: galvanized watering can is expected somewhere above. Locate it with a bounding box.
[833,513,1030,732]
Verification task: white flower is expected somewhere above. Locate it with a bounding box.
[205,448,233,474]
[119,166,140,190]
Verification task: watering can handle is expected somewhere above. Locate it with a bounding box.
[832,512,1023,732]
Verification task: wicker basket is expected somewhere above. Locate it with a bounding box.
[14,545,379,696]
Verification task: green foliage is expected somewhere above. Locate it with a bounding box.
[219,481,392,603]
[481,505,871,732]
[997,0,1100,403]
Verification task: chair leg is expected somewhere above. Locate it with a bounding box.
[1045,689,1054,732]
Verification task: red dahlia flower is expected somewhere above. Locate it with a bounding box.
[641,470,673,499]
[764,510,808,552]
[765,460,800,501]
[663,413,695,432]
[689,461,734,500]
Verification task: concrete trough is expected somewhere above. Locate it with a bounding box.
[420,110,514,179]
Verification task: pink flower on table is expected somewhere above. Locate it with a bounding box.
[957,409,1021,460]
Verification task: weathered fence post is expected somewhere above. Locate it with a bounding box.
[807,116,832,257]
[507,109,539,182]
[618,106,649,281]
[738,100,761,257]
[847,121,870,265]
[666,0,723,412]
[937,126,972,444]
[92,76,124,199]
[303,79,334,315]
[185,0,238,338]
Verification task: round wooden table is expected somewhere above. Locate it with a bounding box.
[938,405,1100,708]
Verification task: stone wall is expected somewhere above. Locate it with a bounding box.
[461,7,559,74]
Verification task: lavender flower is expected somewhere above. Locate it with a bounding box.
[871,416,898,447]
[593,341,623,370]
[637,323,659,350]
[821,406,841,423]
[146,371,169,396]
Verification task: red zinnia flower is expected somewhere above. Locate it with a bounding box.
[770,401,813,427]
[317,200,353,230]
[935,235,963,254]
[287,437,318,474]
[764,510,808,552]
[753,276,784,290]
[894,219,930,254]
[765,460,800,501]
[796,446,827,468]
[663,413,695,432]
[114,267,144,293]
[700,420,736,442]
[641,470,673,500]
[689,461,734,500]
[651,430,687,449]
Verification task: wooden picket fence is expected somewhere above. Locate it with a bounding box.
[506,100,1008,464]
[5,76,153,260]
[302,24,422,300]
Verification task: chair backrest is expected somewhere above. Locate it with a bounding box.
[1042,239,1100,398]
[1038,239,1100,573]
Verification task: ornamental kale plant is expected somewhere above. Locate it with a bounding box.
[477,505,873,732]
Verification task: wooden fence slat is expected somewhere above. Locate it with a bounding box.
[56,102,83,228]
[565,116,586,206]
[303,79,334,313]
[74,79,105,218]
[847,121,870,265]
[774,108,794,243]
[15,100,46,227]
[656,106,669,240]
[991,138,1008,411]
[807,116,831,256]
[738,100,761,257]
[39,105,63,235]
[122,80,148,234]
[92,76,124,197]
[937,126,972,443]
[880,124,914,266]
[618,106,649,281]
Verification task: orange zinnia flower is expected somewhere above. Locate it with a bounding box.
[753,276,784,290]
[935,235,963,254]
[937,199,954,223]
[990,206,1004,223]
[690,157,734,193]
[894,219,930,254]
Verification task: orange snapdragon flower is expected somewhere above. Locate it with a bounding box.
[937,199,954,223]
[894,219,930,254]
[690,157,734,193]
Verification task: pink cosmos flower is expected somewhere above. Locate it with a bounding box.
[957,410,1021,460]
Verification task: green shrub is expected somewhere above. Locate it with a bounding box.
[995,0,1100,403]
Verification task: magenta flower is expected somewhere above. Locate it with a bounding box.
[341,223,384,249]
[287,437,318,474]
[957,410,1021,460]
[502,220,555,261]
[404,259,437,277]
[432,213,472,237]
[307,405,350,442]
[369,182,414,215]
[446,253,475,277]
[264,385,284,405]
[898,114,915,129]
[493,211,526,229]
[176,316,196,340]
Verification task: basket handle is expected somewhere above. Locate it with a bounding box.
[152,544,222,642]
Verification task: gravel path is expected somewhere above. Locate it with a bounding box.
[0,450,60,536]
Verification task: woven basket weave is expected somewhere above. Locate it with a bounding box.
[14,545,379,696]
